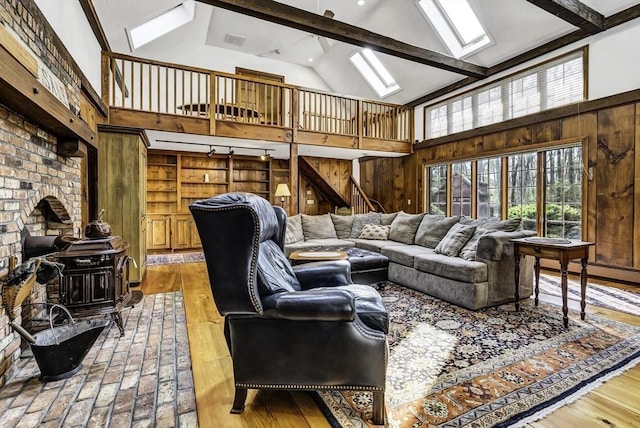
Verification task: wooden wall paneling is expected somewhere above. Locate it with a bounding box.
[290,144,298,214]
[531,119,562,144]
[392,157,406,212]
[635,103,640,269]
[595,105,635,267]
[479,133,506,154]
[561,112,598,261]
[505,126,532,148]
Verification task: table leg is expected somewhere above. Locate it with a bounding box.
[560,262,569,328]
[514,253,521,311]
[534,257,540,306]
[580,258,588,320]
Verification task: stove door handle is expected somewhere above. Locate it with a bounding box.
[117,255,130,275]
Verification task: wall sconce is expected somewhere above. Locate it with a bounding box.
[274,183,291,208]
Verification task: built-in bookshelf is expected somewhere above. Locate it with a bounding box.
[146,150,272,250]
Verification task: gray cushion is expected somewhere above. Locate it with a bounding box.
[415,215,460,248]
[388,212,425,244]
[285,214,304,244]
[352,239,404,252]
[414,252,488,283]
[381,245,434,267]
[460,216,521,232]
[459,227,490,261]
[484,218,521,232]
[349,213,382,238]
[330,213,354,239]
[358,224,390,240]
[284,239,355,257]
[380,212,399,226]
[434,223,476,257]
[301,214,337,240]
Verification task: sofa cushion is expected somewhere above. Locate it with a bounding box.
[414,252,488,283]
[459,228,491,261]
[330,213,354,239]
[301,214,337,240]
[381,245,434,267]
[380,212,399,226]
[460,216,522,232]
[351,239,404,252]
[388,212,425,244]
[285,214,304,244]
[415,215,460,249]
[359,224,390,240]
[284,239,356,257]
[349,213,382,238]
[484,218,522,232]
[435,223,476,257]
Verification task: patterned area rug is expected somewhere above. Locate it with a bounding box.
[538,273,640,316]
[0,292,198,427]
[317,283,640,427]
[147,252,205,265]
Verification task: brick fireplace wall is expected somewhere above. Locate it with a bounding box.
[0,0,86,386]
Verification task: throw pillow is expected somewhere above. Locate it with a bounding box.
[349,212,382,238]
[380,212,399,226]
[358,224,390,240]
[301,214,337,240]
[459,227,490,260]
[388,211,425,244]
[330,213,354,239]
[285,214,304,244]
[434,223,476,257]
[414,215,460,249]
[483,218,521,232]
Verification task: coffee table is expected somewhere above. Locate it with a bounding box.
[289,247,389,285]
[289,250,348,263]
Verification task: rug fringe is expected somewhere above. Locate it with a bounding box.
[509,353,640,427]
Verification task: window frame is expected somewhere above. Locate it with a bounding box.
[423,47,588,139]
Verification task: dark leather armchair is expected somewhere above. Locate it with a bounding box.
[190,192,388,425]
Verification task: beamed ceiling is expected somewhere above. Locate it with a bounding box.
[88,0,640,158]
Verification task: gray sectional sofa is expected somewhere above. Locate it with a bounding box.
[284,211,535,310]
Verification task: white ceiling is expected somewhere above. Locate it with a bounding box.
[93,0,639,158]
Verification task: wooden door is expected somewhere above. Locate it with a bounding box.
[173,214,193,249]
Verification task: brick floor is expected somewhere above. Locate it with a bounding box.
[0,292,198,427]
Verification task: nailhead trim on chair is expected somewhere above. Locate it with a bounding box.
[190,205,263,314]
[236,383,384,391]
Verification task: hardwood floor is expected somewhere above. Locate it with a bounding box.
[139,264,640,427]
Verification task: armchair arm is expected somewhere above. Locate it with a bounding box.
[476,230,537,261]
[261,289,356,321]
[293,260,352,290]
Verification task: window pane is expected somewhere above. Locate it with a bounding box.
[428,164,447,214]
[450,96,473,133]
[428,105,448,138]
[546,57,583,108]
[510,74,540,118]
[507,152,537,231]
[477,86,502,126]
[451,161,472,216]
[477,158,501,218]
[544,146,582,239]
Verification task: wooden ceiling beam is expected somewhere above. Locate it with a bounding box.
[197,0,487,78]
[526,0,604,34]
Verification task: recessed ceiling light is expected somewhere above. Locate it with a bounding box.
[357,0,365,5]
[309,58,313,62]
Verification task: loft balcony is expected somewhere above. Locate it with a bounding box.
[101,52,413,155]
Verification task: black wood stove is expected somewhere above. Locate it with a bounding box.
[52,236,136,336]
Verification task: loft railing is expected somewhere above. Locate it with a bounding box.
[102,52,412,144]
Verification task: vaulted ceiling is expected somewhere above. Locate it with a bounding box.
[92,0,639,106]
[89,0,639,158]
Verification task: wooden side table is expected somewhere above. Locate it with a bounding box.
[511,237,594,328]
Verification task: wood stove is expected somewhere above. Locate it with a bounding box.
[52,236,135,336]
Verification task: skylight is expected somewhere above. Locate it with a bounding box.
[417,0,491,59]
[349,49,401,98]
[127,1,195,51]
